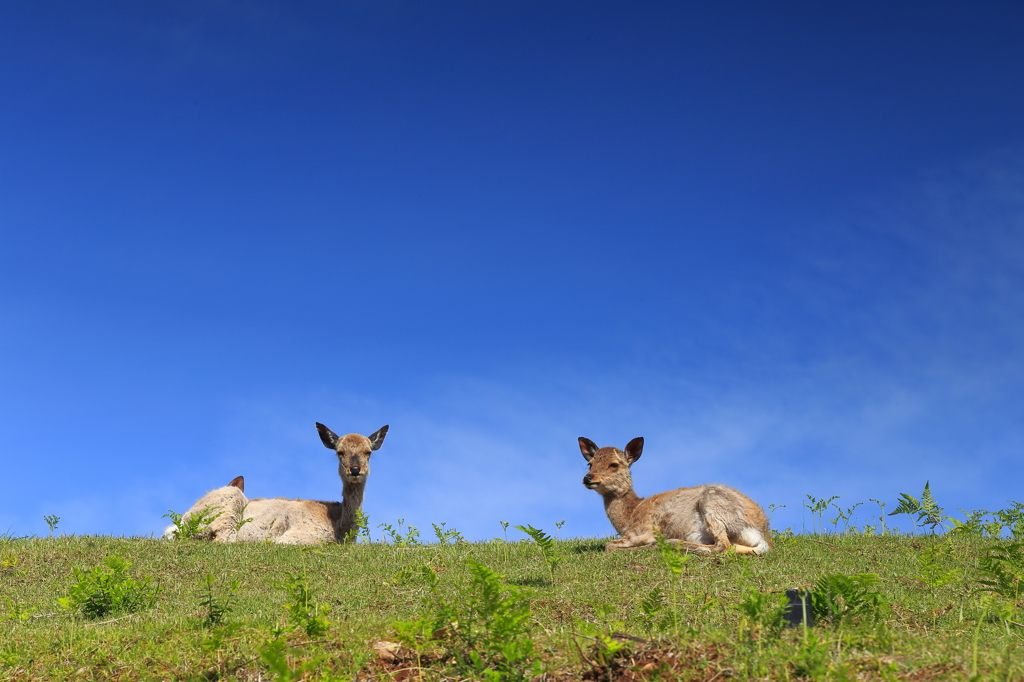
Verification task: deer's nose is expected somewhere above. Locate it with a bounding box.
[349,466,361,476]
[583,474,594,485]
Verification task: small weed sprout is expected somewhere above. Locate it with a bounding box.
[431,522,465,545]
[735,588,788,647]
[276,549,331,637]
[279,572,331,637]
[58,555,160,620]
[1,553,20,572]
[869,498,889,534]
[655,533,692,638]
[0,643,30,668]
[790,629,830,679]
[199,573,239,627]
[889,481,946,534]
[590,630,631,672]
[499,520,510,542]
[4,598,31,625]
[828,501,862,535]
[804,495,839,534]
[554,519,565,538]
[233,503,254,534]
[513,524,564,583]
[345,509,371,543]
[355,509,371,543]
[263,518,277,544]
[43,515,59,537]
[767,503,786,525]
[162,506,222,540]
[259,638,320,682]
[378,518,420,546]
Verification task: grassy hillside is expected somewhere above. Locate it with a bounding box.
[1,529,1021,681]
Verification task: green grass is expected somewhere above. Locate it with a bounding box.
[0,531,1021,680]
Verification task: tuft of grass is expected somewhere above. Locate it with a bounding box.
[57,555,159,620]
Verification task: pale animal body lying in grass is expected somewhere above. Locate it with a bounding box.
[168,423,388,544]
[579,436,772,554]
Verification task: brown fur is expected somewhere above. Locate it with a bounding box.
[579,436,772,554]
[174,423,388,544]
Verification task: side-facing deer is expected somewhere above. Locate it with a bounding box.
[579,436,771,554]
[168,423,388,544]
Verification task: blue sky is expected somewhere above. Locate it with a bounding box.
[2,2,1024,540]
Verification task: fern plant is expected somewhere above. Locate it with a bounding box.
[995,502,1024,541]
[163,506,222,540]
[513,524,564,583]
[810,572,887,628]
[975,541,1024,608]
[394,559,541,682]
[889,481,945,534]
[637,586,666,639]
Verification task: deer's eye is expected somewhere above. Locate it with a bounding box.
[609,463,619,468]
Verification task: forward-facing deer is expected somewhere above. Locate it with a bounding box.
[169,423,388,544]
[579,436,771,554]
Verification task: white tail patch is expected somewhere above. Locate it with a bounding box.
[739,527,771,554]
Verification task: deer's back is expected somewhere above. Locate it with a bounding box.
[236,497,338,543]
[640,484,769,543]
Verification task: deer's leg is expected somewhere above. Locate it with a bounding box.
[663,539,721,553]
[699,514,733,554]
[730,544,761,555]
[605,531,657,551]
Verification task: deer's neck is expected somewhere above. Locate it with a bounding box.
[603,489,641,536]
[335,480,366,541]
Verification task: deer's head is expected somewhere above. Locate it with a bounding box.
[316,423,389,485]
[578,436,643,496]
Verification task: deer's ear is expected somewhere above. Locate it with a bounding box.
[316,422,339,450]
[368,425,389,451]
[624,437,644,463]
[578,437,599,462]
[227,476,244,492]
